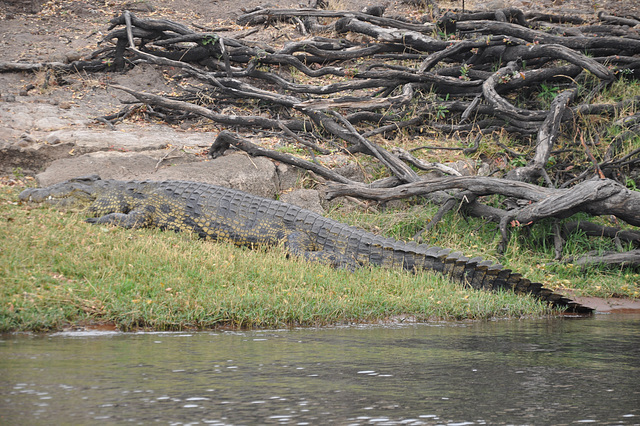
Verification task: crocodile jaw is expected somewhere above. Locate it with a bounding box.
[19,175,102,205]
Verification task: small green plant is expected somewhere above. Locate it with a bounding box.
[547,156,556,167]
[275,145,306,155]
[432,94,450,120]
[435,104,449,120]
[12,168,24,180]
[252,48,268,60]
[626,177,638,191]
[344,67,359,78]
[201,34,219,46]
[499,74,511,84]
[459,63,471,81]
[616,68,633,77]
[510,157,527,168]
[537,83,560,106]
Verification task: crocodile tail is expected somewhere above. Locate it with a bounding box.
[372,238,593,314]
[432,249,594,314]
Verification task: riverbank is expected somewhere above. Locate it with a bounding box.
[0,179,552,332]
[2,0,639,332]
[2,178,639,332]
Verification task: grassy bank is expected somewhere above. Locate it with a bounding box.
[330,203,640,300]
[0,182,552,332]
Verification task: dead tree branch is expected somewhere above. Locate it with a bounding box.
[15,8,638,265]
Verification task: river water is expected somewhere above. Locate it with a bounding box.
[1,314,639,425]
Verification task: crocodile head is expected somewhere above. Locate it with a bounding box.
[19,175,104,207]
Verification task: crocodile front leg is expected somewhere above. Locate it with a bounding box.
[86,210,152,229]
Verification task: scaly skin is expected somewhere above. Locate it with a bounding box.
[19,175,594,313]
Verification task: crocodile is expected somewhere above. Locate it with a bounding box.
[19,175,594,313]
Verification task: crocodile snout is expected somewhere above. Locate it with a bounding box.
[18,188,49,202]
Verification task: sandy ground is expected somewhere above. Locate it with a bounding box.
[569,294,640,313]
[1,0,639,173]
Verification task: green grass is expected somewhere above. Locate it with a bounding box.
[0,183,550,332]
[330,204,640,299]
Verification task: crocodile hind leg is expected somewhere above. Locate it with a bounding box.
[284,231,358,270]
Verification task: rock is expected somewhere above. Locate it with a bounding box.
[35,152,163,186]
[0,140,77,176]
[20,133,37,143]
[444,160,493,177]
[280,189,325,214]
[33,117,69,131]
[317,153,351,168]
[36,151,281,199]
[361,5,386,16]
[113,64,173,97]
[479,0,524,9]
[4,111,34,129]
[41,128,216,152]
[335,162,365,182]
[121,1,155,12]
[43,129,172,151]
[35,148,201,186]
[153,154,279,198]
[65,52,83,63]
[477,161,493,176]
[45,134,61,144]
[276,162,304,192]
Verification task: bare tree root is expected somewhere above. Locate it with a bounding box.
[6,6,640,268]
[565,250,640,268]
[325,176,640,227]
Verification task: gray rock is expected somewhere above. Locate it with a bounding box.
[113,64,173,98]
[4,111,34,129]
[43,129,171,151]
[36,152,163,186]
[41,128,215,152]
[153,154,279,198]
[335,162,365,182]
[280,189,325,214]
[45,133,61,144]
[447,160,477,177]
[33,117,69,131]
[444,160,493,177]
[20,133,37,143]
[36,151,280,199]
[316,153,350,167]
[276,162,304,192]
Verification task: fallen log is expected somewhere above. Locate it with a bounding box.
[110,85,310,131]
[209,131,358,185]
[568,250,640,268]
[326,177,640,227]
[563,221,640,247]
[456,20,640,54]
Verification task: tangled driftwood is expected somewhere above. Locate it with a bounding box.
[3,4,640,267]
